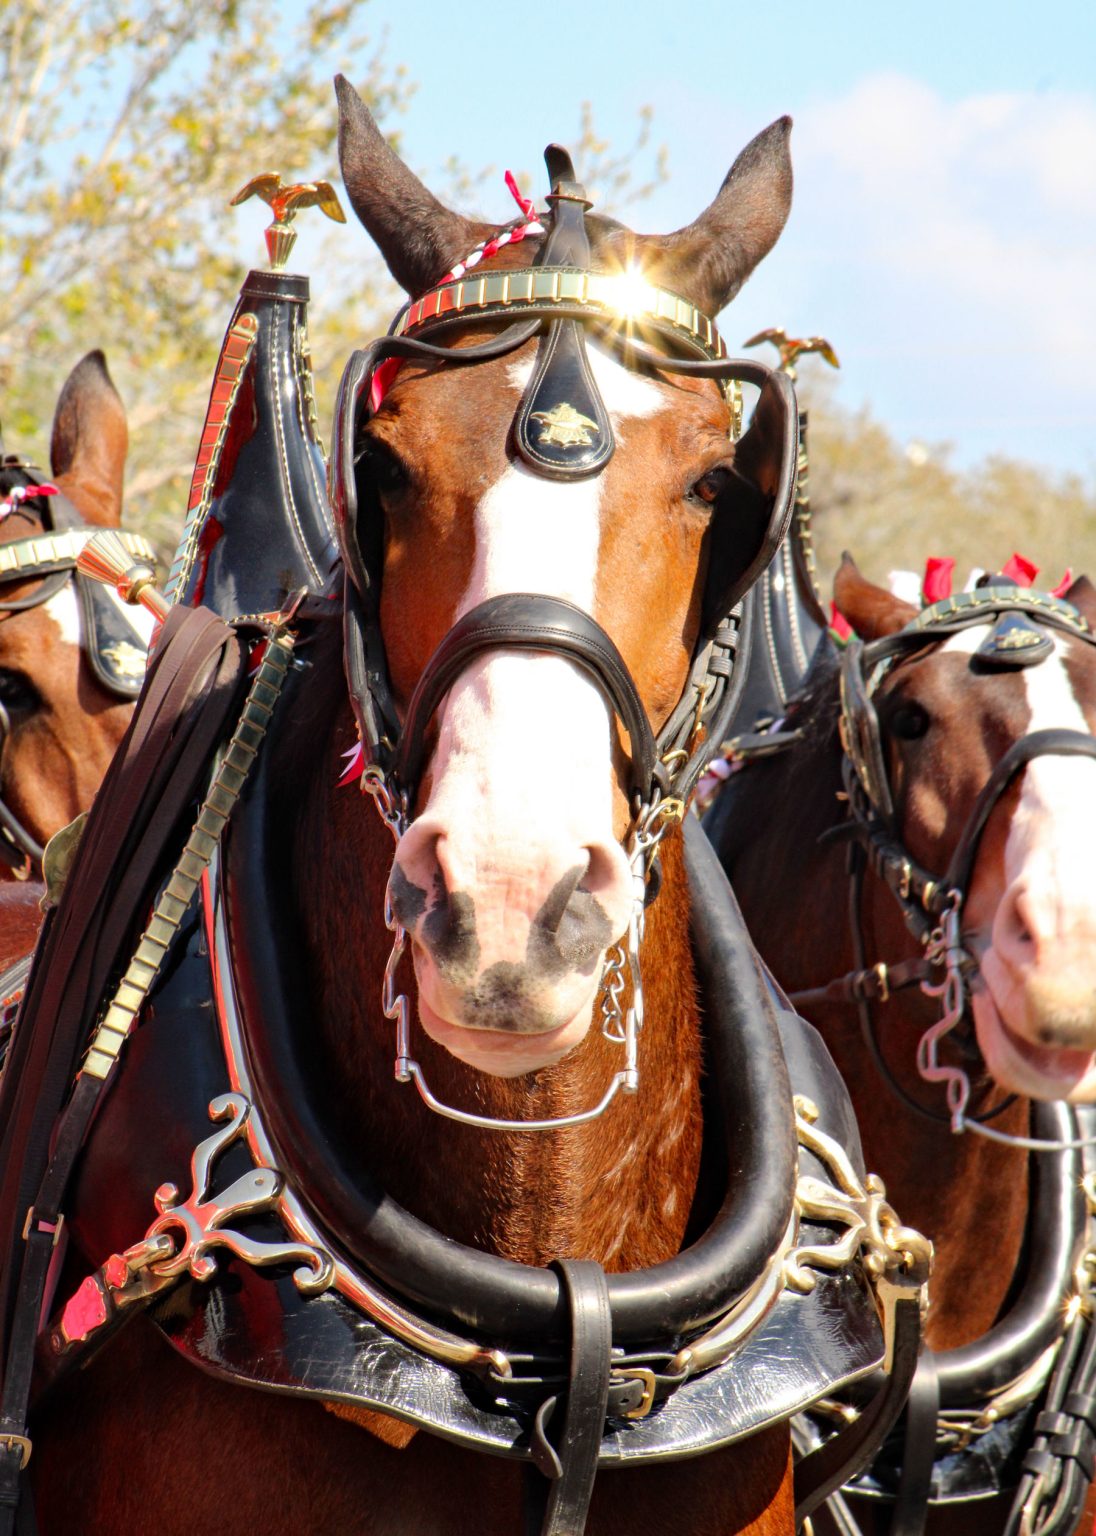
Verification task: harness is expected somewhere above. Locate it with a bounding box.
[0,147,937,1534]
[331,147,799,1133]
[0,460,155,875]
[706,584,1096,1533]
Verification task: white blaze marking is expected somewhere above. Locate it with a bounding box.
[43,587,81,647]
[410,348,668,945]
[1009,637,1096,936]
[944,626,1096,952]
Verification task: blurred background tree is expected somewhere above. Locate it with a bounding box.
[796,364,1096,595]
[0,0,664,559]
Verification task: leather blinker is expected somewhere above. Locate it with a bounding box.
[974,611,1055,670]
[514,147,614,480]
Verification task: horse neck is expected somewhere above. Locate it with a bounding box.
[296,697,705,1272]
[724,713,1031,1352]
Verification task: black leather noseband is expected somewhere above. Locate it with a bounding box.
[396,593,659,807]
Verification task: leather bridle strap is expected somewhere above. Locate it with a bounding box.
[943,728,1096,897]
[395,593,659,806]
[526,1259,612,1536]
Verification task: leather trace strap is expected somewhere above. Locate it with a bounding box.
[396,593,659,807]
[527,1259,612,1536]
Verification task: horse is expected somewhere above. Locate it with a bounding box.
[0,350,150,883]
[0,80,928,1536]
[705,555,1096,1534]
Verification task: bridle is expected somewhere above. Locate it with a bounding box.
[330,148,798,1132]
[827,585,1096,1145]
[0,460,155,876]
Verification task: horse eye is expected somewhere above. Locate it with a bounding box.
[690,467,730,506]
[887,703,930,741]
[0,669,41,723]
[359,440,409,496]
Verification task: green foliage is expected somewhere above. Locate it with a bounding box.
[797,370,1096,594]
[0,0,404,553]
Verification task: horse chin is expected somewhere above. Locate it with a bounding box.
[416,990,597,1078]
[972,991,1096,1102]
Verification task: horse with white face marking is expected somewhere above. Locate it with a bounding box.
[0,352,144,883]
[26,79,878,1536]
[707,557,1096,1534]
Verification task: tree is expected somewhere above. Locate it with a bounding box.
[796,369,1096,594]
[0,0,408,551]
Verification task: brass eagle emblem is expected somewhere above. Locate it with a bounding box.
[100,640,147,680]
[530,402,601,450]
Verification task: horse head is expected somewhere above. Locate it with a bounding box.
[0,351,144,877]
[334,78,793,1079]
[836,556,1096,1103]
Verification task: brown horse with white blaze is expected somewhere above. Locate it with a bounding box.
[18,80,869,1536]
[0,351,141,882]
[707,555,1096,1533]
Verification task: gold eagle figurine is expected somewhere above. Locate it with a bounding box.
[231,173,346,270]
[744,327,840,381]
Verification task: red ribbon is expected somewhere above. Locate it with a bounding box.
[922,557,955,604]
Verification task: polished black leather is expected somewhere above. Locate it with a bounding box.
[174,269,340,616]
[395,593,659,805]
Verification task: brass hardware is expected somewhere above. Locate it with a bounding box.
[785,1095,932,1298]
[76,530,168,621]
[21,1208,63,1247]
[873,962,890,1003]
[614,1366,658,1419]
[898,860,912,902]
[41,812,87,912]
[394,265,729,366]
[743,327,840,383]
[0,1435,31,1470]
[169,313,259,605]
[652,798,686,826]
[231,173,345,272]
[144,1092,333,1293]
[82,635,293,1082]
[529,402,600,449]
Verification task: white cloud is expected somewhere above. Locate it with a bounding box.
[764,75,1096,467]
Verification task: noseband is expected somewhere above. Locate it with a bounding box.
[330,150,798,1131]
[834,586,1096,1142]
[0,463,155,875]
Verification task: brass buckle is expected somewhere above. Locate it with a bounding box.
[613,1366,657,1420]
[21,1208,64,1248]
[873,962,890,1004]
[0,1434,31,1469]
[898,859,912,902]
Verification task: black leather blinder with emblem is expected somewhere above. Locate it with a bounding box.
[514,148,614,479]
[974,610,1055,670]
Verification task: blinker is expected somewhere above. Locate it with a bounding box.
[974,612,1055,671]
[513,147,614,480]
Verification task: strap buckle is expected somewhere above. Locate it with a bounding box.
[21,1207,64,1248]
[0,1434,31,1469]
[611,1366,657,1420]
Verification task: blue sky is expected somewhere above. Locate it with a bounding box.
[319,0,1096,481]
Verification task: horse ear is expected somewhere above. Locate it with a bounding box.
[833,552,918,640]
[49,351,127,528]
[335,75,495,296]
[1064,574,1096,629]
[628,118,793,317]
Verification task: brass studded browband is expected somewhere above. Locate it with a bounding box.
[0,529,156,584]
[908,585,1090,636]
[391,265,728,363]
